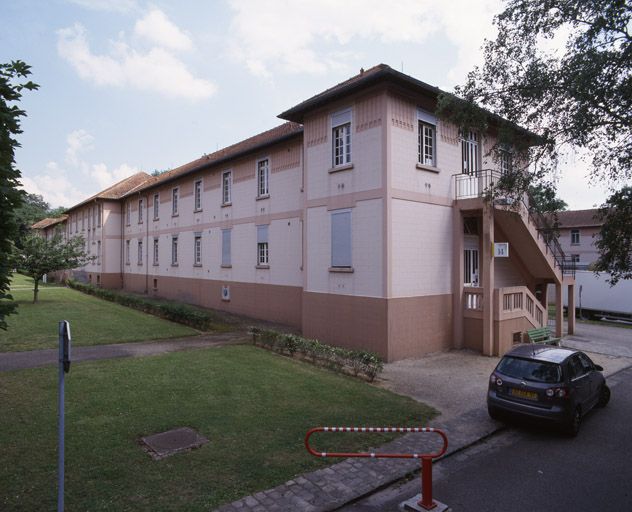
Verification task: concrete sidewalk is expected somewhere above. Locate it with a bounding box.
[0,332,249,371]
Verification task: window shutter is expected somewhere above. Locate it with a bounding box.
[222,229,231,265]
[257,225,268,243]
[331,109,351,128]
[417,108,437,125]
[331,210,351,267]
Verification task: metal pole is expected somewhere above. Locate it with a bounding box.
[58,322,65,512]
[418,456,436,510]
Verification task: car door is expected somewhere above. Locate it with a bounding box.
[568,355,591,411]
[578,352,601,410]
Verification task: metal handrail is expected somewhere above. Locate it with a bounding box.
[305,426,448,510]
[453,169,575,278]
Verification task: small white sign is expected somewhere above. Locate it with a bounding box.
[494,242,509,258]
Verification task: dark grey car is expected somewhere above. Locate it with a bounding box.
[487,344,610,435]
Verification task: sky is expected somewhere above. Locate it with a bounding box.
[1,0,614,210]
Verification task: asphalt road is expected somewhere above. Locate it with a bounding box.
[341,366,632,512]
[563,322,632,358]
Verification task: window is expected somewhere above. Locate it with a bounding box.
[153,193,159,220]
[138,198,144,224]
[500,149,513,175]
[88,207,92,230]
[171,236,178,265]
[194,233,202,265]
[331,210,352,268]
[417,109,437,167]
[221,229,231,266]
[92,205,96,228]
[81,210,85,231]
[464,249,480,286]
[126,202,131,226]
[571,229,580,245]
[571,254,580,264]
[257,225,269,266]
[153,238,159,265]
[172,188,179,216]
[332,109,352,167]
[257,159,269,197]
[194,180,202,211]
[222,171,232,205]
[97,204,102,227]
[137,239,143,265]
[97,240,101,265]
[125,240,130,265]
[461,130,480,175]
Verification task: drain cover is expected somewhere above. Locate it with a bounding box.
[141,427,208,459]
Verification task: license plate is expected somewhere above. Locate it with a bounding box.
[510,388,538,401]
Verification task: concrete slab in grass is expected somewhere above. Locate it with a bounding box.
[141,427,208,460]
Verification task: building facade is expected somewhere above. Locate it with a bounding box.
[36,65,576,361]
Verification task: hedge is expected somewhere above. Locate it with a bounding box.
[250,327,384,382]
[67,280,228,331]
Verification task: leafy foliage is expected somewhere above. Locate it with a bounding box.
[15,233,93,303]
[0,60,39,329]
[594,186,632,285]
[13,193,66,248]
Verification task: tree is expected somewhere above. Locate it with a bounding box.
[438,0,631,279]
[0,61,38,330]
[16,232,93,303]
[14,193,53,247]
[594,186,632,284]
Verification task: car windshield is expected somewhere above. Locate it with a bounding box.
[496,356,562,383]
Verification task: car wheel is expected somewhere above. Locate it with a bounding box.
[488,405,502,421]
[597,384,611,408]
[566,407,581,437]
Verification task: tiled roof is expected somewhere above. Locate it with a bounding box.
[31,216,68,230]
[66,172,152,212]
[125,122,303,196]
[278,63,541,142]
[556,208,602,228]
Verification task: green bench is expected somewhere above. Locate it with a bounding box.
[526,327,562,346]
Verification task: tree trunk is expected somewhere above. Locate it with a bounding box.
[33,277,39,304]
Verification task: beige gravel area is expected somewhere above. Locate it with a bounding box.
[375,348,632,422]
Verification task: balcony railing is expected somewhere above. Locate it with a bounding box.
[453,169,575,278]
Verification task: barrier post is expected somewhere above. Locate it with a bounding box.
[420,455,434,509]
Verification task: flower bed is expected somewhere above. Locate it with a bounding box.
[250,327,384,382]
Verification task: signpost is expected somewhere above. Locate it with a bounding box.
[58,321,71,512]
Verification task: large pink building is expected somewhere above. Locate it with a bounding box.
[40,65,576,361]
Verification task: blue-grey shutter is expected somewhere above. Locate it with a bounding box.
[331,109,352,128]
[417,108,437,125]
[257,225,268,243]
[222,229,231,265]
[331,210,351,267]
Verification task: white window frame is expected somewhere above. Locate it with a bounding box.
[137,239,143,266]
[332,109,352,167]
[464,248,480,287]
[417,109,437,167]
[153,237,159,266]
[222,170,232,205]
[172,187,179,216]
[171,236,178,265]
[461,130,480,175]
[499,148,513,175]
[138,198,144,224]
[194,233,202,266]
[153,193,159,220]
[256,225,269,266]
[194,180,203,211]
[125,239,130,265]
[331,209,352,268]
[257,158,269,197]
[571,229,580,245]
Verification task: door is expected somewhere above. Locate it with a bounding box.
[464,235,479,287]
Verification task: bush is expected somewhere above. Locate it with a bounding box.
[250,327,384,382]
[67,280,227,331]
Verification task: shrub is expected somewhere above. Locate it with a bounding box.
[250,328,384,382]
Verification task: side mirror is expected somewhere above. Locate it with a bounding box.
[594,364,603,372]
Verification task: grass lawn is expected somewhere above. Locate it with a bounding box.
[0,345,437,511]
[0,274,198,352]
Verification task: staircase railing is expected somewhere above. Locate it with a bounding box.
[453,169,575,278]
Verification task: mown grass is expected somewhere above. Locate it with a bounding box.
[0,274,198,351]
[0,345,437,511]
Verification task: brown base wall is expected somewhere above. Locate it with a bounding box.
[122,273,303,328]
[387,295,453,361]
[302,292,389,359]
[463,316,538,356]
[463,317,483,352]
